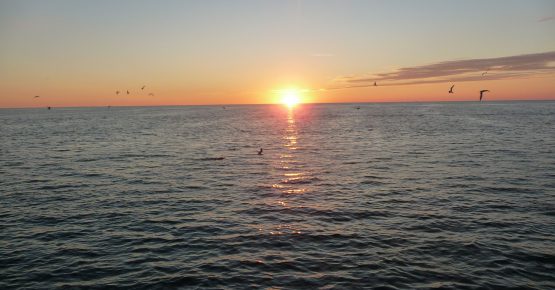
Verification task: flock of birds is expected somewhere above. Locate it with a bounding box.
[32,84,156,108]
[446,84,489,101]
[115,85,155,97]
[33,71,492,109]
[371,69,491,101]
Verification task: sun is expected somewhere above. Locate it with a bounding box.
[280,89,301,107]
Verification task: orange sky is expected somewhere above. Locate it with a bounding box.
[5,73,554,108]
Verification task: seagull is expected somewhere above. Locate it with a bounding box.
[479,90,489,101]
[141,85,146,90]
[449,85,454,94]
[258,148,263,155]
[126,90,130,95]
[33,95,40,98]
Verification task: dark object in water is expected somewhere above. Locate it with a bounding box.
[199,157,225,161]
[258,148,263,155]
[47,106,51,110]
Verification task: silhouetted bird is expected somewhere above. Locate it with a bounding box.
[449,85,454,94]
[258,148,263,155]
[141,85,146,90]
[479,90,489,101]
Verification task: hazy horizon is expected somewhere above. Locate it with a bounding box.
[2,98,555,110]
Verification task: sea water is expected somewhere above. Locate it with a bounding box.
[1,101,554,289]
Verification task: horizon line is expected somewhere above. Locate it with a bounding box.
[1,98,554,110]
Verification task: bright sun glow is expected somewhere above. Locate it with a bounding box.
[280,89,301,107]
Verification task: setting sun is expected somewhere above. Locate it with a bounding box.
[280,89,301,107]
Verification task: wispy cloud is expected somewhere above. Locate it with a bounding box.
[312,53,334,57]
[331,51,555,89]
[539,16,555,22]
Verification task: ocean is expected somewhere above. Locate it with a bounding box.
[1,101,554,289]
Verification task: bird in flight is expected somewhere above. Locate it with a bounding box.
[448,85,454,94]
[141,85,146,90]
[33,95,40,98]
[479,90,489,101]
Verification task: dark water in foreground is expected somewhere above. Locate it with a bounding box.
[1,102,554,289]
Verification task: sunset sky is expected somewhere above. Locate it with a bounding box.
[1,0,554,108]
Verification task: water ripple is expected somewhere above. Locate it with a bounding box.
[1,102,554,289]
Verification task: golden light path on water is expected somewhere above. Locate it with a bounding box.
[263,106,309,236]
[273,107,307,195]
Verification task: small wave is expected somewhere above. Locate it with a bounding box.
[279,176,321,184]
[37,184,89,190]
[196,157,225,161]
[360,180,387,186]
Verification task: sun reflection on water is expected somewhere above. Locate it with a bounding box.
[270,107,310,195]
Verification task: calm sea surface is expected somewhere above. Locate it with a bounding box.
[1,102,554,289]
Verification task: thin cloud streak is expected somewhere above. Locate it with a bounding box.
[312,53,334,57]
[330,51,555,89]
[538,16,555,22]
